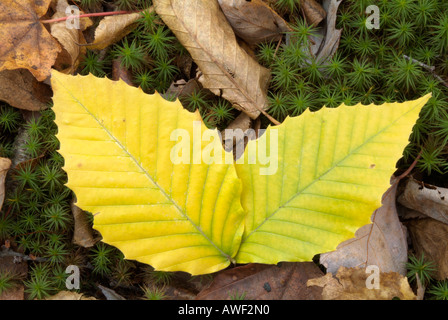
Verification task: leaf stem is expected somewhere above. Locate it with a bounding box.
[40,11,135,24]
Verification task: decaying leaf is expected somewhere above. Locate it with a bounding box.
[301,0,327,26]
[154,0,271,119]
[235,95,430,265]
[46,291,96,300]
[398,178,448,225]
[0,69,52,111]
[50,0,92,74]
[0,158,11,211]
[0,286,24,300]
[307,267,417,300]
[407,218,448,280]
[218,0,292,46]
[98,285,126,300]
[163,79,200,100]
[196,262,323,300]
[51,71,245,275]
[0,0,61,81]
[320,182,408,275]
[87,8,153,50]
[71,201,98,248]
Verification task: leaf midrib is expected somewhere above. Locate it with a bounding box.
[243,104,418,241]
[55,76,232,262]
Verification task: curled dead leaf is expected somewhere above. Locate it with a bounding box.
[398,177,448,225]
[50,0,92,74]
[218,0,292,46]
[87,8,153,50]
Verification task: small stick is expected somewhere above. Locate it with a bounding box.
[403,55,448,89]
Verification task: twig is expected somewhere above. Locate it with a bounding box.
[396,151,422,181]
[403,55,448,89]
[0,247,48,262]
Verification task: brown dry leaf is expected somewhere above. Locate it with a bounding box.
[0,285,24,300]
[0,0,61,81]
[218,0,292,46]
[196,262,323,300]
[222,112,254,160]
[320,182,408,276]
[0,158,11,211]
[88,8,153,50]
[308,0,342,63]
[112,58,134,86]
[163,79,200,100]
[0,69,52,111]
[46,291,96,300]
[301,0,327,26]
[50,0,92,74]
[398,178,448,225]
[407,218,448,280]
[98,285,126,300]
[154,0,271,120]
[71,201,98,248]
[307,267,417,300]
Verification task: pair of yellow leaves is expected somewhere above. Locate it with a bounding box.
[52,71,430,275]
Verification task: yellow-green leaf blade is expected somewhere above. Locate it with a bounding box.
[51,71,245,275]
[235,95,431,264]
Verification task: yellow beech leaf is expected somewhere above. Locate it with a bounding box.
[51,70,245,275]
[235,95,431,264]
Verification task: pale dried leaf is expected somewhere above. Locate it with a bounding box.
[398,178,448,225]
[46,291,96,300]
[307,267,417,300]
[98,285,126,300]
[218,0,292,45]
[87,9,152,50]
[50,0,92,74]
[154,0,271,119]
[320,182,408,275]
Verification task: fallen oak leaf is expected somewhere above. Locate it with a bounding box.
[398,177,448,225]
[154,0,275,122]
[218,0,292,46]
[0,0,61,81]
